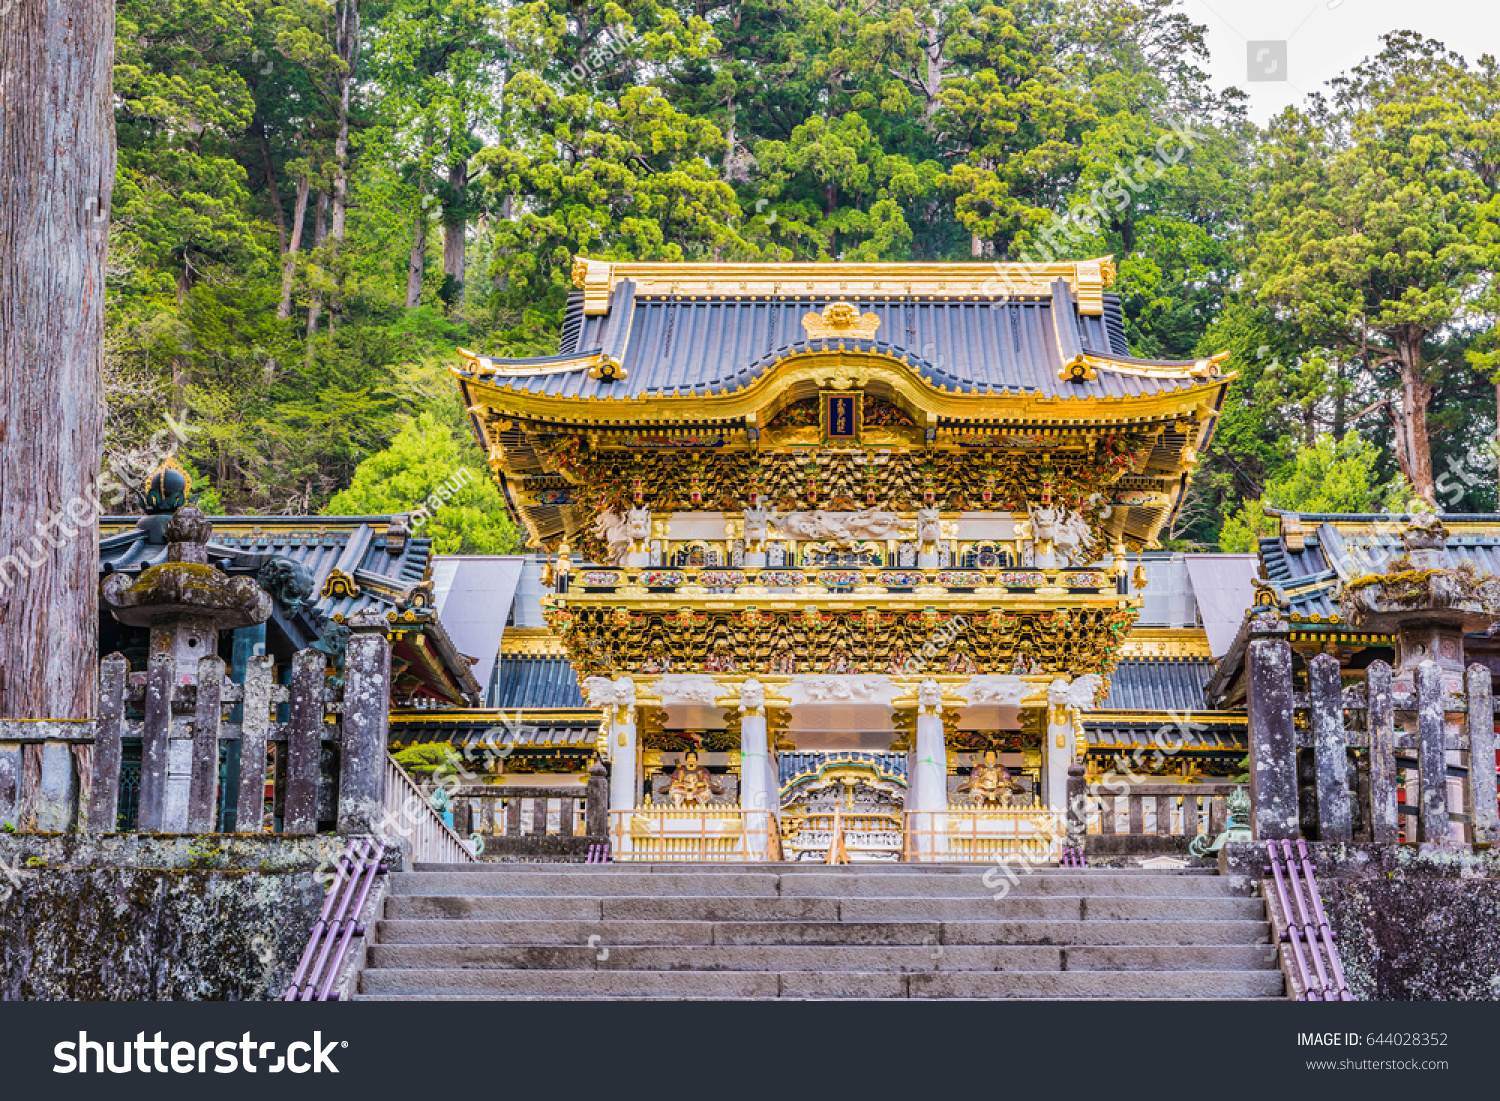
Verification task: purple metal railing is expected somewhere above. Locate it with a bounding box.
[585,841,611,863]
[1060,846,1086,868]
[283,838,388,1001]
[1266,838,1353,1001]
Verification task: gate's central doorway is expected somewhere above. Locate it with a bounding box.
[779,752,907,862]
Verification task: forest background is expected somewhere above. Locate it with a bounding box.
[103,0,1500,553]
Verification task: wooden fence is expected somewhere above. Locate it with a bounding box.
[0,623,408,840]
[1088,783,1235,839]
[450,771,609,858]
[1248,645,1499,844]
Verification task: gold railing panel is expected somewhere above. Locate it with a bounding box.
[904,806,1063,863]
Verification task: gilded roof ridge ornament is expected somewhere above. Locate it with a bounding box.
[569,254,1120,316]
[455,346,624,381]
[1058,349,1231,383]
[802,302,881,341]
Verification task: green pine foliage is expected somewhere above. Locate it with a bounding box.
[325,411,524,553]
[1219,435,1415,552]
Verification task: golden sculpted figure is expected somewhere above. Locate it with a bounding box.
[667,750,722,806]
[959,749,1026,806]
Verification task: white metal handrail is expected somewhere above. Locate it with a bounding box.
[383,753,478,864]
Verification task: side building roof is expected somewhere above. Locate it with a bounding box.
[98,514,481,703]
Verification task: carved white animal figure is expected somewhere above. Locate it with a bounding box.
[916,506,942,546]
[802,676,883,702]
[739,678,766,711]
[963,676,1027,707]
[774,508,916,548]
[626,506,652,543]
[1047,674,1102,710]
[742,506,769,546]
[583,676,621,707]
[592,511,632,565]
[1054,510,1094,566]
[917,678,943,709]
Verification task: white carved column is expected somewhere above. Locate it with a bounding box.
[916,507,941,570]
[587,675,639,854]
[735,679,773,860]
[909,678,948,856]
[1044,678,1077,813]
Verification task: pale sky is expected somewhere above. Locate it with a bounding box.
[1178,0,1500,122]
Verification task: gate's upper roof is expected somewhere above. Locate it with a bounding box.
[456,257,1228,411]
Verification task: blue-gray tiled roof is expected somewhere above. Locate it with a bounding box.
[99,515,434,623]
[1102,660,1216,712]
[465,278,1213,403]
[489,656,588,709]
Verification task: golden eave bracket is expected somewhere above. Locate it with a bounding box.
[456,346,627,382]
[1060,350,1231,384]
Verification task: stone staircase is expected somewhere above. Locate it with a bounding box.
[356,864,1284,999]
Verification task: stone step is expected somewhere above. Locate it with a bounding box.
[376,918,1274,948]
[366,943,1279,973]
[357,968,1285,999]
[390,872,783,897]
[414,862,1218,875]
[390,871,1254,900]
[381,894,1265,922]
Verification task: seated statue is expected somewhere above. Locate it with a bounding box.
[667,750,722,807]
[959,749,1027,806]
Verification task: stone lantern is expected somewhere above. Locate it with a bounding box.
[101,492,272,832]
[1340,514,1500,694]
[102,505,272,679]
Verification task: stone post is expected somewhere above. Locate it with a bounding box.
[1415,661,1449,844]
[338,611,391,834]
[88,654,128,831]
[137,652,174,833]
[1366,660,1399,844]
[585,760,609,838]
[1065,762,1088,853]
[1466,663,1498,847]
[1247,631,1299,840]
[1307,652,1351,841]
[285,648,326,835]
[236,655,274,833]
[186,654,225,833]
[34,741,80,832]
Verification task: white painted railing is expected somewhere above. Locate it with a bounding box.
[383,753,478,864]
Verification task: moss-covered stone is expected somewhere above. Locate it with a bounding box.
[0,866,323,1000]
[1223,841,1500,1000]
